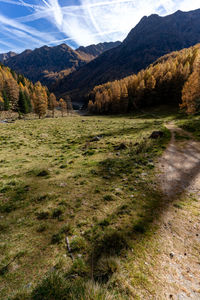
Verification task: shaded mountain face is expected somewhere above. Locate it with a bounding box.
[4,42,120,85]
[0,51,17,63]
[52,9,200,104]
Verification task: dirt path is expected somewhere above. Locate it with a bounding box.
[154,123,200,299]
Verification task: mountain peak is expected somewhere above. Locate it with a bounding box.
[0,51,17,63]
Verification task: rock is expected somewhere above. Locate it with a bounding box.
[149,131,164,139]
[170,252,174,259]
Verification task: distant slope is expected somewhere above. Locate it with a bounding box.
[52,9,200,104]
[0,51,17,63]
[76,41,121,60]
[4,44,87,85]
[88,43,200,114]
[4,42,120,85]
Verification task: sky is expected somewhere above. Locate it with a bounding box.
[0,0,200,53]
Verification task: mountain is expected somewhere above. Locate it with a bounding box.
[76,41,121,60]
[0,51,17,63]
[52,9,200,104]
[4,42,121,85]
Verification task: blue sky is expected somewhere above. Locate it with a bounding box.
[0,0,200,53]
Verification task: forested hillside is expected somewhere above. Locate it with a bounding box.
[0,63,69,118]
[88,44,200,114]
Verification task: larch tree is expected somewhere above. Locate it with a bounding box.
[64,95,73,113]
[59,98,67,117]
[49,93,57,117]
[0,93,4,111]
[34,82,48,118]
[181,70,200,114]
[5,78,19,111]
[88,100,94,112]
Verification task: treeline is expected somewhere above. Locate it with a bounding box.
[0,64,73,118]
[88,44,200,114]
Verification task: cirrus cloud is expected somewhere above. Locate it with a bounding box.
[0,0,200,52]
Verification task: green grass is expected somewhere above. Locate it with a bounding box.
[0,113,172,299]
[176,115,200,140]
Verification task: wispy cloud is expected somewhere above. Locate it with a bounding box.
[0,0,200,53]
[0,0,39,9]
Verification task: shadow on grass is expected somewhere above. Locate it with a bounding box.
[86,127,200,283]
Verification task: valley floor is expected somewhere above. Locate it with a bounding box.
[0,110,199,299]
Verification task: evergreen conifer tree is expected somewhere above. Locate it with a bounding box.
[18,90,28,114]
[24,91,32,113]
[2,90,9,111]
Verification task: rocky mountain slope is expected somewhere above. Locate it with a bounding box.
[4,42,120,85]
[0,51,17,63]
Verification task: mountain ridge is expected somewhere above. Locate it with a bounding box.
[3,41,121,85]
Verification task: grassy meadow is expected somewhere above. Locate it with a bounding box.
[0,111,176,299]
